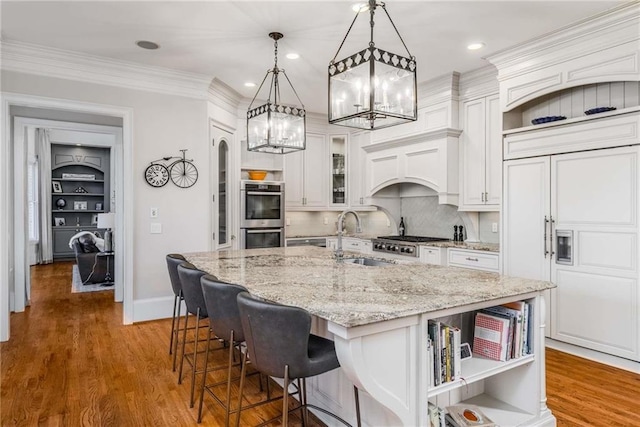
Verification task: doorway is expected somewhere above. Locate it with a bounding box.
[1,94,134,342]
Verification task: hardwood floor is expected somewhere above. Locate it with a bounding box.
[2,262,639,426]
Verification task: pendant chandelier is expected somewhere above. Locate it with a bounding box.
[328,0,417,130]
[247,32,306,154]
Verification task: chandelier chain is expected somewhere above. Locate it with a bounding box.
[380,4,413,58]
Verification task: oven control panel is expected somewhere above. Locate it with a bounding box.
[372,240,419,257]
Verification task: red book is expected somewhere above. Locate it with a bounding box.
[473,312,510,361]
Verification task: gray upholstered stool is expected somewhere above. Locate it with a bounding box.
[177,262,219,408]
[197,276,249,425]
[236,291,361,427]
[166,253,187,371]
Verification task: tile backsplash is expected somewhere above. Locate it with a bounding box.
[400,196,463,239]
[285,210,392,237]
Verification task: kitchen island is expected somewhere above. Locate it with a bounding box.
[185,247,556,426]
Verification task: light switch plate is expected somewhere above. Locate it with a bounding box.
[492,222,498,233]
[286,218,291,226]
[150,223,162,234]
[150,207,159,218]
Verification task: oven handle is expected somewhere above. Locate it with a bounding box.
[245,191,283,196]
[246,229,283,234]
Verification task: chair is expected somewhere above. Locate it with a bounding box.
[71,235,114,284]
[235,291,361,427]
[197,276,249,425]
[177,262,216,408]
[166,253,186,371]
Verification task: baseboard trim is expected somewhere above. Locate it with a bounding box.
[132,295,184,323]
[546,338,640,374]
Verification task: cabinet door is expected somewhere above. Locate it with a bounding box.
[284,149,305,207]
[461,98,486,207]
[330,135,347,206]
[349,132,366,206]
[503,157,551,281]
[484,95,502,206]
[303,133,328,207]
[550,147,639,360]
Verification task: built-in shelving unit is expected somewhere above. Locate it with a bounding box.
[51,144,110,259]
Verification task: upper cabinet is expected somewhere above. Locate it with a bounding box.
[284,132,328,209]
[459,94,501,211]
[348,131,371,207]
[329,135,347,207]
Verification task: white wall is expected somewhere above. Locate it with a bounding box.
[2,70,210,308]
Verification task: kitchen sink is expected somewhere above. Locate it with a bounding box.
[341,257,394,267]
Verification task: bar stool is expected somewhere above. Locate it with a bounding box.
[236,291,362,427]
[166,253,187,371]
[177,262,219,408]
[197,276,249,425]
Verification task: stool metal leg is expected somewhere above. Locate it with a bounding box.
[354,386,362,427]
[234,350,249,427]
[169,294,179,355]
[197,322,212,423]
[224,330,236,427]
[282,365,290,427]
[190,308,202,408]
[172,293,184,371]
[178,311,190,384]
[300,378,309,427]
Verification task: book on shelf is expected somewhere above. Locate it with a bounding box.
[428,320,462,386]
[445,404,496,427]
[473,312,510,361]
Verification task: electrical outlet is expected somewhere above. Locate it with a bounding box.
[150,207,159,218]
[286,218,291,226]
[323,217,328,225]
[492,222,498,233]
[150,223,162,234]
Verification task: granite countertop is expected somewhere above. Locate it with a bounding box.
[184,247,551,328]
[286,234,500,252]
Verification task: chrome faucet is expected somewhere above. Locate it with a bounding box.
[336,210,362,260]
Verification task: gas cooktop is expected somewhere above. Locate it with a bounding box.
[372,236,450,257]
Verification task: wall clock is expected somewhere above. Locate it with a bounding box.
[144,163,169,187]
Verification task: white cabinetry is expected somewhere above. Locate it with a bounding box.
[326,237,371,254]
[447,248,499,272]
[503,141,640,361]
[459,94,501,210]
[284,133,328,209]
[329,135,347,207]
[348,131,371,208]
[420,246,444,265]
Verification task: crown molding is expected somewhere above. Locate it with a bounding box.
[418,72,460,107]
[0,40,212,100]
[459,65,498,101]
[485,2,640,81]
[208,78,242,113]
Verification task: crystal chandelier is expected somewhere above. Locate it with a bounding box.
[247,32,306,154]
[328,0,417,130]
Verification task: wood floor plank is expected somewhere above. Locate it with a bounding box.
[2,262,639,426]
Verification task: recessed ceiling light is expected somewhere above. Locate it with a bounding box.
[136,40,160,50]
[352,3,369,13]
[286,53,300,60]
[467,42,485,51]
[76,143,82,147]
[244,82,256,88]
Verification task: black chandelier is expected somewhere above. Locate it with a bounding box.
[328,0,417,130]
[247,32,306,154]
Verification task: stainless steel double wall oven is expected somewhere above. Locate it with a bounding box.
[240,180,285,249]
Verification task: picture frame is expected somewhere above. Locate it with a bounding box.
[54,217,66,227]
[52,181,63,193]
[91,214,98,225]
[95,202,103,211]
[73,201,88,210]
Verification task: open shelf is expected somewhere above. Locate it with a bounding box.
[460,393,534,427]
[55,178,105,182]
[428,354,535,397]
[56,193,105,196]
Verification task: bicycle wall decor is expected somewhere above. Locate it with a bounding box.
[144,149,198,188]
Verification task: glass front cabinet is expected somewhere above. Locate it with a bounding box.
[330,135,347,207]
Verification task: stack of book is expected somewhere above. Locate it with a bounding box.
[427,320,461,386]
[472,301,532,361]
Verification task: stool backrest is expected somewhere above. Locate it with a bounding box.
[177,263,208,317]
[166,254,186,296]
[201,276,247,343]
[236,291,311,378]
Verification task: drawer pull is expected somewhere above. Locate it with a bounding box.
[465,257,479,262]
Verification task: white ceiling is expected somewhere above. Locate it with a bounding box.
[0,1,625,113]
